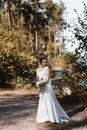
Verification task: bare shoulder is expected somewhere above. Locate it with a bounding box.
[36,68,39,72]
[45,66,49,71]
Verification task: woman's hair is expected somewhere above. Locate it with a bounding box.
[39,54,47,63]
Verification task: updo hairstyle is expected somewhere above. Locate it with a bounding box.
[39,54,47,64]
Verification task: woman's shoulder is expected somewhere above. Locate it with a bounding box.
[36,68,39,72]
[45,66,49,70]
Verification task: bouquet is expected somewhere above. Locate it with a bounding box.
[36,78,47,88]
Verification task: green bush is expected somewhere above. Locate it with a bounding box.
[62,53,87,94]
[0,50,37,84]
[0,28,37,86]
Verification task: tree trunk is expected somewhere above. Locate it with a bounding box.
[48,26,51,43]
[29,25,34,54]
[21,12,24,26]
[4,0,12,28]
[35,30,38,51]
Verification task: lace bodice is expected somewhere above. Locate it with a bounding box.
[36,66,49,81]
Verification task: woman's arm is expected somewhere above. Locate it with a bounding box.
[36,69,39,81]
[46,67,50,82]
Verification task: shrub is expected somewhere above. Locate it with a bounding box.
[0,28,37,87]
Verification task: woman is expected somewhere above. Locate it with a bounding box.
[36,55,70,123]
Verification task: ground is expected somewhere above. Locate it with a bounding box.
[0,89,87,130]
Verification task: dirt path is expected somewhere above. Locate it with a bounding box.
[0,90,87,130]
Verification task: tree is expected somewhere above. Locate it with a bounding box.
[60,3,87,94]
[69,2,87,58]
[43,0,65,56]
[62,52,87,94]
[0,0,65,87]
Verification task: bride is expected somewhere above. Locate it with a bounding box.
[36,55,70,123]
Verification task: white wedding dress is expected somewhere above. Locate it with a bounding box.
[36,66,70,123]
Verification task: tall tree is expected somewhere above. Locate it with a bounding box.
[43,0,65,56]
[69,2,87,59]
[1,0,64,54]
[4,0,13,28]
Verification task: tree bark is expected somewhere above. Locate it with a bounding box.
[48,26,51,43]
[4,0,12,28]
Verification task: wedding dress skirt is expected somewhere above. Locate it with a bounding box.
[36,67,70,123]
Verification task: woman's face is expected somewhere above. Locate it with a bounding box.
[41,59,47,67]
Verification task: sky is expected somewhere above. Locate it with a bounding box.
[53,0,87,52]
[62,0,87,23]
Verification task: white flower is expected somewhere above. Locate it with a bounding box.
[36,78,47,88]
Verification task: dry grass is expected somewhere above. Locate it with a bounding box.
[49,56,69,70]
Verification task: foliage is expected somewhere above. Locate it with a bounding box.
[0,27,37,86]
[62,3,87,94]
[63,52,79,64]
[43,0,64,24]
[62,52,87,94]
[49,55,67,70]
[45,42,55,57]
[0,0,65,88]
[69,2,87,57]
[0,0,64,54]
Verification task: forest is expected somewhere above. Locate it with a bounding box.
[0,0,87,94]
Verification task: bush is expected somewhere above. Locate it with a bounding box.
[0,28,37,87]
